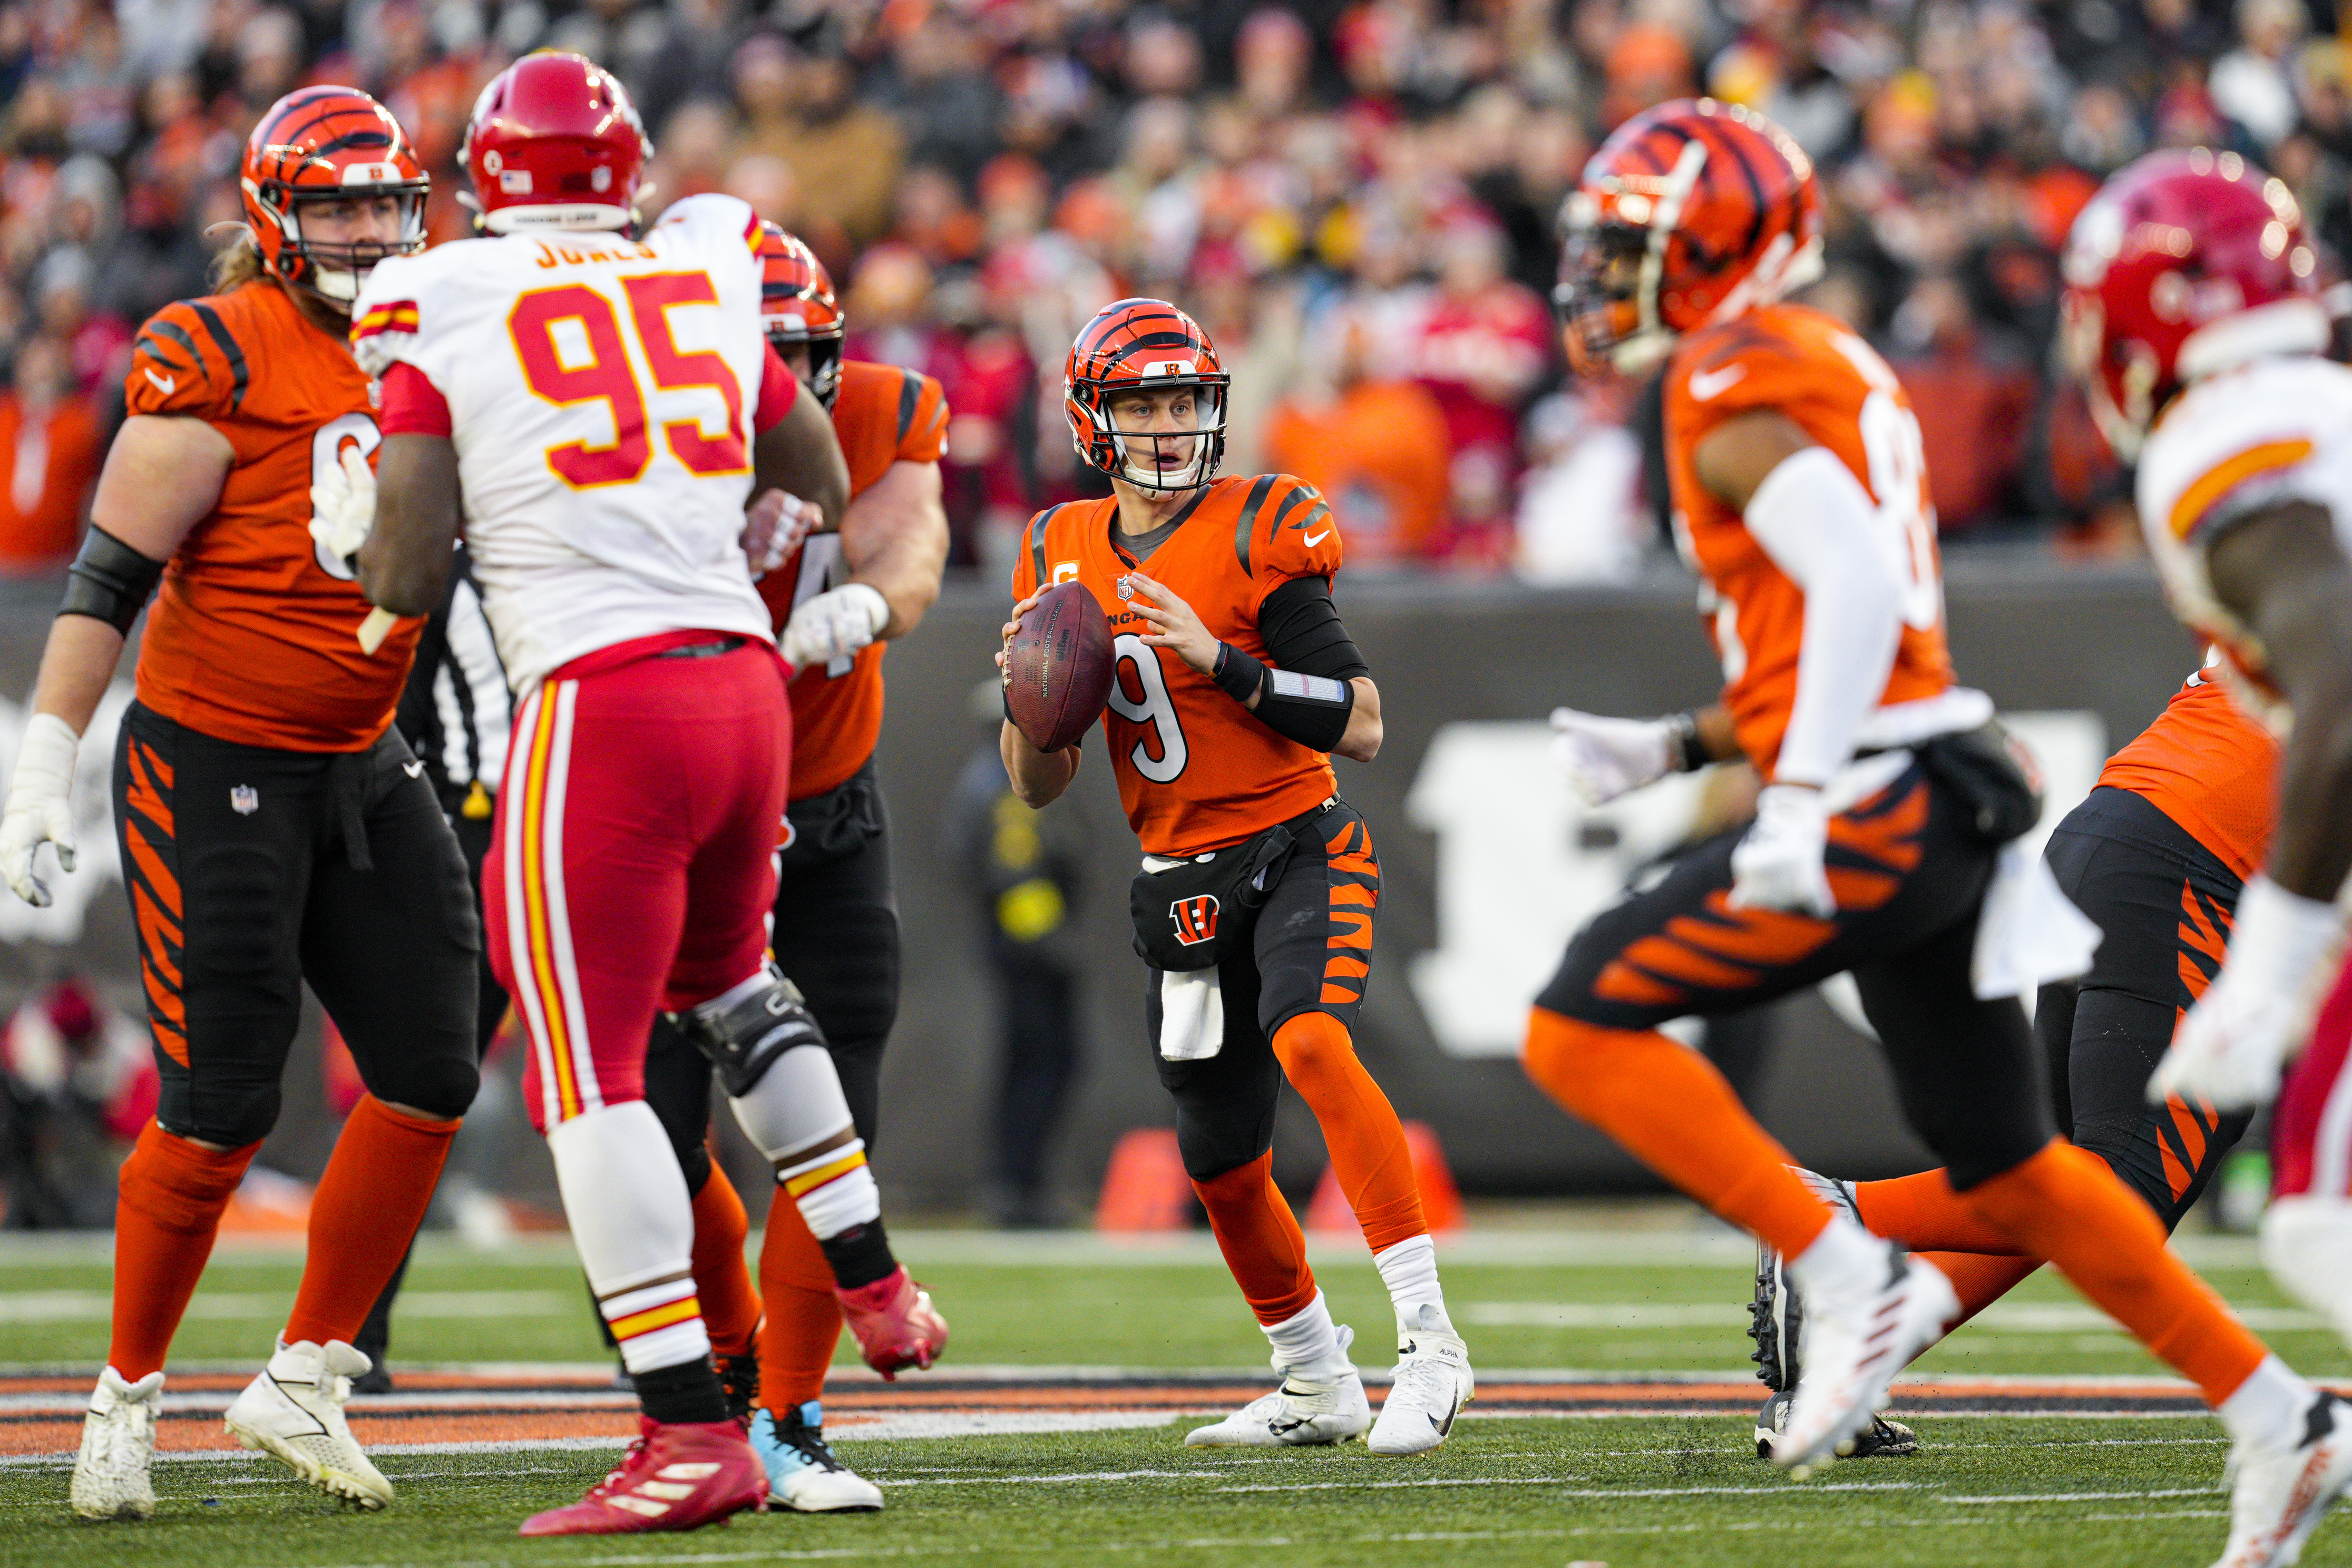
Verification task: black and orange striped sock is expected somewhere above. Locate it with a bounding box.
[1270,1012,1426,1253]
[1524,1007,1832,1258]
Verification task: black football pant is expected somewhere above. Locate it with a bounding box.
[1148,799,1380,1183]
[2034,786,2252,1227]
[1537,762,2056,1190]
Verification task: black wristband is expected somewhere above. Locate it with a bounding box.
[1665,710,1704,772]
[1212,642,1266,704]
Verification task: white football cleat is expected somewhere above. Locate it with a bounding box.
[1367,1305,1473,1456]
[222,1339,393,1509]
[751,1402,883,1512]
[71,1366,162,1520]
[1186,1325,1371,1447]
[2212,1392,2352,1567]
[1773,1245,1955,1476]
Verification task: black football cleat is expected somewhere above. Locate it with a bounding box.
[1748,1168,1921,1461]
[717,1350,761,1427]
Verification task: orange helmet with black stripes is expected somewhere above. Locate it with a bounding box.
[1065,298,1231,493]
[1555,98,1821,374]
[240,86,428,304]
[755,221,846,409]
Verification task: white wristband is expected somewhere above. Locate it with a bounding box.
[840,582,890,638]
[8,712,81,801]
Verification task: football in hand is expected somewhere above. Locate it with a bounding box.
[1004,582,1115,753]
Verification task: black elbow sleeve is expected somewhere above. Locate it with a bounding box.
[59,525,167,634]
[1258,575,1369,681]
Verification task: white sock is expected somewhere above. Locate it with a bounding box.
[1785,1213,1887,1302]
[1374,1234,1452,1334]
[778,1139,882,1239]
[546,1102,710,1375]
[1262,1290,1347,1378]
[2219,1354,2314,1449]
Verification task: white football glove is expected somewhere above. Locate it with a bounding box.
[2149,876,2348,1110]
[1728,783,1836,918]
[783,582,890,672]
[1550,707,1676,805]
[741,488,823,578]
[307,442,376,566]
[0,713,81,907]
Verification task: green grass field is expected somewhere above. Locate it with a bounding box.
[3,1227,2349,1567]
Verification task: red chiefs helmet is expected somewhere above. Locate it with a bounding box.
[2061,148,2326,459]
[1555,98,1822,374]
[240,86,428,302]
[756,222,846,409]
[1065,299,1229,493]
[462,52,650,234]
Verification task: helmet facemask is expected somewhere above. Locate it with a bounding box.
[265,185,428,302]
[1555,210,1667,375]
[1077,378,1228,493]
[764,324,846,410]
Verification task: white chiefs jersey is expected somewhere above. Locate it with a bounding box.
[351,193,776,698]
[2136,353,2352,728]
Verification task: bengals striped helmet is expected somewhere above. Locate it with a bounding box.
[756,222,846,410]
[1555,99,1821,374]
[241,86,428,303]
[1065,299,1231,493]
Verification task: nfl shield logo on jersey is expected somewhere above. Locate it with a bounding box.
[1169,894,1219,947]
[230,785,259,816]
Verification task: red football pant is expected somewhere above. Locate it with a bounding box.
[2275,950,2352,1199]
[485,640,790,1131]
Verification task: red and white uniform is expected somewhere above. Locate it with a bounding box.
[2138,356,2352,1202]
[353,193,802,1129]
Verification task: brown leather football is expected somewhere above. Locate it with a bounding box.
[1005,581,1115,753]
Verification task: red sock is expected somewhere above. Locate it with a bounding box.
[110,1120,259,1379]
[1524,1007,1831,1258]
[281,1096,455,1349]
[757,1194,842,1414]
[1963,1141,2265,1405]
[1920,1253,2043,1328]
[689,1161,761,1359]
[1852,1170,2029,1255]
[1194,1152,1319,1325]
[1270,1013,1426,1253]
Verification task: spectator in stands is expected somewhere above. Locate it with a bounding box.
[0,332,100,573]
[1,977,155,1229]
[1264,306,1452,567]
[1516,382,1648,585]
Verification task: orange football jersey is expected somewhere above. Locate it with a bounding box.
[2098,661,2278,883]
[757,358,947,801]
[125,279,422,752]
[1663,303,1956,777]
[1011,474,1341,858]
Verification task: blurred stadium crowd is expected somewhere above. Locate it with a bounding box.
[0,0,2348,580]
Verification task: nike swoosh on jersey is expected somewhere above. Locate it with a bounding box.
[143,368,177,395]
[1687,363,1748,401]
[1304,530,1333,547]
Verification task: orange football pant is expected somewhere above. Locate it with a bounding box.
[1522,1007,1834,1258]
[110,1120,260,1380]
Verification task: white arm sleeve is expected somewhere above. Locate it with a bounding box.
[1743,445,1906,787]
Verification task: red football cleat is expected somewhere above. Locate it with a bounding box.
[835,1267,948,1380]
[518,1416,764,1536]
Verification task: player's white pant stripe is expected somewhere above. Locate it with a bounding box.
[539,680,600,1115]
[504,686,564,1129]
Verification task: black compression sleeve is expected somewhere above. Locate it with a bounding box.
[58,525,167,634]
[1257,575,1369,681]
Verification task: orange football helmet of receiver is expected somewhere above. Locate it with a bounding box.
[1064,298,1230,493]
[241,86,428,303]
[756,221,846,410]
[1555,98,1822,374]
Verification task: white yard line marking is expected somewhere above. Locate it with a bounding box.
[0,1289,570,1322]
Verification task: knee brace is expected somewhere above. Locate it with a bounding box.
[672,963,827,1098]
[726,1035,856,1164]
